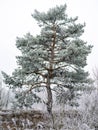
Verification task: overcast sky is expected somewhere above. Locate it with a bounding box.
[0,0,98,75]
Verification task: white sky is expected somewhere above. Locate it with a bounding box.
[0,0,98,75]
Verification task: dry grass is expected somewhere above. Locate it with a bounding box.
[0,109,49,130]
[0,109,92,130]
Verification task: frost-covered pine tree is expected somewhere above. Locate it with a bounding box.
[2,4,92,114]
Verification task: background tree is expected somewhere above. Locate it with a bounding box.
[0,75,13,109]
[92,66,98,88]
[2,4,92,115]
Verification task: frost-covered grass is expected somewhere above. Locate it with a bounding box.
[0,107,96,130]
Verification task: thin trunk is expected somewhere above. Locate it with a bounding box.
[46,75,55,129]
[46,75,53,115]
[46,25,56,114]
[46,24,56,128]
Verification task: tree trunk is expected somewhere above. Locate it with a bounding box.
[46,75,53,115]
[46,75,55,129]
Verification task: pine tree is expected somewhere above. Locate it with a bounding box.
[2,4,92,115]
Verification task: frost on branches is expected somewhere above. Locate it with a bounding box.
[2,4,92,116]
